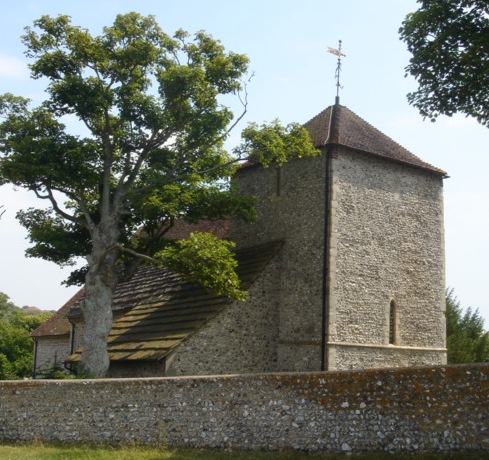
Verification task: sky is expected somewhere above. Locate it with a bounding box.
[0,1,488,325]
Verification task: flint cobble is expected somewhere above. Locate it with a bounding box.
[0,364,488,453]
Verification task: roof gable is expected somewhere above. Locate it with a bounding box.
[31,288,84,338]
[303,105,446,175]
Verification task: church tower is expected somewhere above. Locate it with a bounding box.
[231,102,447,371]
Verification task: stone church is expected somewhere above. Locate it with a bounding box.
[31,102,447,377]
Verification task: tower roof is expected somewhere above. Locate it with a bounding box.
[304,104,446,175]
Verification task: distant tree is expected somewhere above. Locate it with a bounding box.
[446,288,489,364]
[0,291,18,321]
[12,309,53,332]
[0,291,53,379]
[0,320,33,379]
[399,0,489,127]
[0,13,319,377]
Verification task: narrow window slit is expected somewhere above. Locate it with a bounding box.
[389,300,397,345]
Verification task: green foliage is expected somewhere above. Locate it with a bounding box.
[446,288,489,364]
[235,120,320,167]
[0,12,316,290]
[39,365,69,379]
[400,0,489,126]
[12,310,53,331]
[0,354,14,380]
[0,291,18,321]
[157,232,245,300]
[0,292,54,379]
[36,361,76,379]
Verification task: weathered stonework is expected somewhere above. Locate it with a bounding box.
[165,254,283,376]
[327,147,446,369]
[230,142,446,372]
[33,336,71,374]
[0,364,487,453]
[230,156,327,371]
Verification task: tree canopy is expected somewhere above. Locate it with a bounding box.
[0,13,319,377]
[399,0,489,126]
[446,289,489,364]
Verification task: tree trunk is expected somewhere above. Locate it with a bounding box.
[80,271,114,377]
[80,227,119,378]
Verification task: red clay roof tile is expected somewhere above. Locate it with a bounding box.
[303,104,446,175]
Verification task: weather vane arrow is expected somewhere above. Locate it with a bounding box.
[327,45,345,58]
[327,40,345,104]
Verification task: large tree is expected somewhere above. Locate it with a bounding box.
[399,0,489,126]
[0,13,318,377]
[446,289,489,364]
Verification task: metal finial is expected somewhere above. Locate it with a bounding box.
[327,40,345,104]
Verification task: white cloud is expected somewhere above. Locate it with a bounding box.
[0,55,28,78]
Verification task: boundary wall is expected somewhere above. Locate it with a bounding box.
[0,364,488,453]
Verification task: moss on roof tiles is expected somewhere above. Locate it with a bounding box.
[67,240,282,363]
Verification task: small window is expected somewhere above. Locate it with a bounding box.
[389,300,397,345]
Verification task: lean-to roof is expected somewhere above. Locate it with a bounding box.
[67,240,282,362]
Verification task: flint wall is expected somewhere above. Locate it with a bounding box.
[1,364,487,453]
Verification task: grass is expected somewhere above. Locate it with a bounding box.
[0,442,488,460]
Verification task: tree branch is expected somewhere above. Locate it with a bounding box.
[33,188,78,223]
[100,122,114,220]
[113,128,172,210]
[225,72,253,137]
[105,243,160,265]
[77,191,96,232]
[192,156,244,176]
[179,73,253,177]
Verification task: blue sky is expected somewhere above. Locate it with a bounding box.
[1,1,488,324]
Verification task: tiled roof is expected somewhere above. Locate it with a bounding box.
[303,104,446,175]
[30,288,84,338]
[67,240,282,362]
[67,219,230,318]
[163,219,230,240]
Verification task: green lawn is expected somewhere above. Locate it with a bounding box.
[0,443,487,460]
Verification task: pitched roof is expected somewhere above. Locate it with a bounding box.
[65,219,230,319]
[67,240,282,363]
[30,288,84,338]
[303,104,446,175]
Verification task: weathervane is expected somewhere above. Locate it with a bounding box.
[327,40,345,104]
